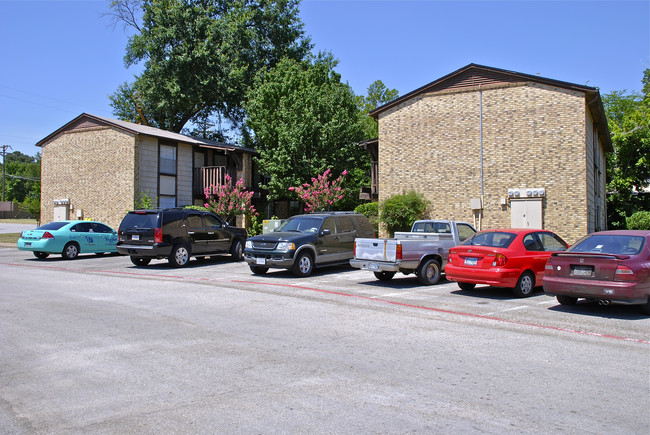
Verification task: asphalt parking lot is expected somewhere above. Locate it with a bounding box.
[1,247,649,433]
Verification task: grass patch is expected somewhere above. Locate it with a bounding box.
[0,233,20,244]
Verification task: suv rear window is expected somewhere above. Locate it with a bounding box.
[120,212,159,229]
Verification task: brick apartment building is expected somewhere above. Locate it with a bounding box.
[362,64,611,243]
[37,113,255,229]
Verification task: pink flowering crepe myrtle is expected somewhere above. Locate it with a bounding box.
[289,169,348,213]
[204,174,257,223]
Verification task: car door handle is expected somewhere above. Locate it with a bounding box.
[188,231,195,234]
[208,232,214,234]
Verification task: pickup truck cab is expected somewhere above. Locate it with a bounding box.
[350,220,476,285]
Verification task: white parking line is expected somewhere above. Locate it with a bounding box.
[485,305,529,316]
[373,289,436,298]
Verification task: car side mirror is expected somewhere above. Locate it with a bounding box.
[320,229,331,236]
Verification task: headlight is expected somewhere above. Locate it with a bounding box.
[245,240,253,249]
[277,242,295,251]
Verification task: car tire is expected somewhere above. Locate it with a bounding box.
[62,242,79,260]
[33,251,49,259]
[230,239,243,262]
[512,271,535,298]
[250,265,268,275]
[640,297,650,315]
[374,271,395,281]
[169,243,191,267]
[130,257,151,267]
[416,259,442,285]
[292,251,314,277]
[556,295,578,306]
[458,282,476,291]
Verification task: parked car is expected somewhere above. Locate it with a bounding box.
[243,212,375,276]
[350,220,476,285]
[446,229,568,297]
[116,208,247,267]
[17,220,118,259]
[543,230,650,314]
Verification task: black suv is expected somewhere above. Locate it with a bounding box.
[243,212,374,276]
[117,208,247,267]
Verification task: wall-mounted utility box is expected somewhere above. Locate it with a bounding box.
[470,198,482,210]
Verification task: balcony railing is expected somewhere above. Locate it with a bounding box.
[193,166,237,196]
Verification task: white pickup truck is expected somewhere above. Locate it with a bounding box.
[349,220,477,285]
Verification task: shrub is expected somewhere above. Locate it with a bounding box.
[380,190,429,236]
[354,201,379,234]
[626,211,650,230]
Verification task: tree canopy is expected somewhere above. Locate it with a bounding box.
[108,0,312,137]
[357,80,398,140]
[1,151,40,203]
[603,69,650,229]
[244,53,369,206]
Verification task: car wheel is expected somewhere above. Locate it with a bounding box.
[512,271,535,297]
[169,243,191,267]
[417,259,441,285]
[250,265,268,275]
[641,297,650,315]
[62,242,79,260]
[230,239,243,262]
[292,251,314,277]
[374,271,396,281]
[458,282,476,291]
[130,257,151,267]
[33,251,49,259]
[556,295,578,306]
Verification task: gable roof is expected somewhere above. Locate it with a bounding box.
[36,113,257,153]
[370,64,612,151]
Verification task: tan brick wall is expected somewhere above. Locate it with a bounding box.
[40,127,136,230]
[378,83,594,244]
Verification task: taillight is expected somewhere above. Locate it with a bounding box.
[545,262,554,276]
[353,242,356,257]
[154,228,163,243]
[614,265,635,281]
[42,232,54,239]
[492,253,507,267]
[396,243,402,260]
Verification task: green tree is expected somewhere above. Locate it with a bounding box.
[3,152,40,203]
[245,53,369,208]
[380,190,429,236]
[357,79,398,140]
[108,0,312,135]
[603,69,650,228]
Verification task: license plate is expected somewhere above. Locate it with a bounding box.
[131,235,140,241]
[572,266,593,276]
[366,263,379,271]
[256,257,265,265]
[24,242,31,247]
[464,257,478,266]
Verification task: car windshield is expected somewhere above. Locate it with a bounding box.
[36,222,68,231]
[464,231,516,248]
[568,234,645,255]
[277,217,322,233]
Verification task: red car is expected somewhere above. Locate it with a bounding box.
[543,230,650,314]
[446,229,568,297]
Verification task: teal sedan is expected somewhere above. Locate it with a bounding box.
[17,220,118,259]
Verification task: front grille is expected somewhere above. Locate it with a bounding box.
[252,241,278,249]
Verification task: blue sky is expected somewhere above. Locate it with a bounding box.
[1,0,648,158]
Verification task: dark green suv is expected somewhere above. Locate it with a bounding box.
[243,212,374,276]
[117,208,247,267]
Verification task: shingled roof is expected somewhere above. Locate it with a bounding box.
[36,113,257,153]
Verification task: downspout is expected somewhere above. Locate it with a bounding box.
[479,85,484,231]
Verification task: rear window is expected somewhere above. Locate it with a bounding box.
[464,231,516,248]
[120,212,159,229]
[569,234,645,255]
[37,222,68,231]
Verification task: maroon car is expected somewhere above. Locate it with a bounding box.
[543,230,650,314]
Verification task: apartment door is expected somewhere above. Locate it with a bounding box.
[510,199,543,229]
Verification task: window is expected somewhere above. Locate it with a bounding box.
[538,232,568,251]
[159,142,177,207]
[160,144,177,174]
[522,234,543,251]
[457,224,476,242]
[321,217,336,234]
[204,214,222,229]
[187,214,204,228]
[338,217,355,233]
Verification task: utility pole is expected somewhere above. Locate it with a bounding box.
[1,144,12,202]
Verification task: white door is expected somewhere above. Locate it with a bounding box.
[510,199,542,229]
[53,204,69,221]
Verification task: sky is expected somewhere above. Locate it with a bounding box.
[1,0,648,158]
